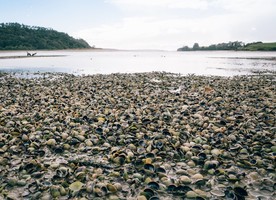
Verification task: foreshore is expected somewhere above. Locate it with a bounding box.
[0,72,275,199]
[0,55,67,60]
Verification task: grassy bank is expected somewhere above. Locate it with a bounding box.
[243,42,276,51]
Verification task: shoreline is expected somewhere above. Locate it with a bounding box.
[0,72,275,199]
[0,55,67,59]
[0,48,118,53]
[0,69,275,79]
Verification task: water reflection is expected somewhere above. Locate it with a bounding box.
[0,50,275,76]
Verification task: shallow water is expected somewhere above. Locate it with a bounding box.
[0,50,276,76]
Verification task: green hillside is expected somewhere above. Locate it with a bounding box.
[177,41,276,51]
[0,23,91,50]
[243,42,276,51]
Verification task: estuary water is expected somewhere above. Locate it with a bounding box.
[0,50,276,76]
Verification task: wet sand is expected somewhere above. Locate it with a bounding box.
[0,55,66,59]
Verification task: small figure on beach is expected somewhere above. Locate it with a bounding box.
[27,52,37,56]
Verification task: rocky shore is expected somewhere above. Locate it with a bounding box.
[0,72,275,200]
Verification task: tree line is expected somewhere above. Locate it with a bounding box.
[0,23,91,50]
[177,41,244,51]
[177,41,276,51]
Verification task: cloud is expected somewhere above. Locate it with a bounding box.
[109,0,276,12]
[109,0,209,10]
[75,15,235,50]
[75,0,276,50]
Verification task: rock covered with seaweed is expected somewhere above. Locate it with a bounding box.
[0,72,275,199]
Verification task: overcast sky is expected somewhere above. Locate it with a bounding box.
[1,0,276,50]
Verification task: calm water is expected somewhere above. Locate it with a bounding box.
[0,50,276,76]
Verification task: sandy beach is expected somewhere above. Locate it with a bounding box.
[0,72,275,199]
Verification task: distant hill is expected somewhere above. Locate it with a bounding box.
[242,42,276,51]
[177,41,276,51]
[0,23,91,50]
